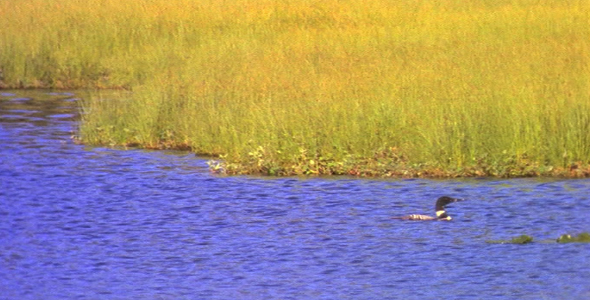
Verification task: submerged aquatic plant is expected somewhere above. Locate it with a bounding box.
[486,235,534,244]
[487,233,590,244]
[556,233,590,243]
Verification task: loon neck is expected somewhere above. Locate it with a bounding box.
[436,210,452,220]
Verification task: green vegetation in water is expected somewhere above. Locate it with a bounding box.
[488,233,590,244]
[2,0,590,177]
[556,233,590,243]
[487,235,534,244]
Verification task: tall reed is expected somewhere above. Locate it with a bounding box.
[2,0,589,176]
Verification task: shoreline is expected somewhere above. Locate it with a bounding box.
[74,135,590,178]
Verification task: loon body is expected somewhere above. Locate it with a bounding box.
[394,196,462,221]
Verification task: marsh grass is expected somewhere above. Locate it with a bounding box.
[2,0,590,176]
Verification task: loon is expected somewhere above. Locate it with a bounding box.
[393,196,463,221]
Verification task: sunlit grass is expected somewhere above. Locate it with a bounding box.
[2,0,590,176]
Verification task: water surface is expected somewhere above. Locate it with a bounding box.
[1,91,589,299]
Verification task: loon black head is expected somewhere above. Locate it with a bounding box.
[395,196,463,221]
[435,196,461,211]
[434,196,462,220]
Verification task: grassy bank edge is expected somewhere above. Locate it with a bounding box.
[70,133,590,178]
[0,85,585,179]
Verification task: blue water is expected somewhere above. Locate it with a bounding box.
[1,91,589,300]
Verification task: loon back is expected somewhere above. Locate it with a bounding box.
[399,214,438,221]
[394,196,461,221]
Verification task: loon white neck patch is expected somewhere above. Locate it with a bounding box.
[436,210,446,217]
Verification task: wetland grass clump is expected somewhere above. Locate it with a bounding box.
[556,233,590,243]
[486,235,534,245]
[488,233,590,244]
[2,0,590,177]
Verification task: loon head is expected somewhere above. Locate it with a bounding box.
[434,196,462,220]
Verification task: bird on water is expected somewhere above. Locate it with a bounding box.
[393,196,463,221]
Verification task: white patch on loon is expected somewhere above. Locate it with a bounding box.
[406,214,435,220]
[435,210,446,217]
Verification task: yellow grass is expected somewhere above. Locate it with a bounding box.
[1,0,589,176]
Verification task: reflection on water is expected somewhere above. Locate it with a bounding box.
[1,91,590,300]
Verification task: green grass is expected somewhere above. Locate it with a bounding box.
[2,0,590,177]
